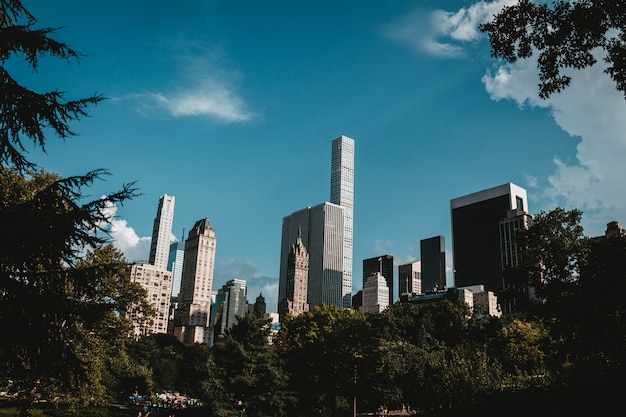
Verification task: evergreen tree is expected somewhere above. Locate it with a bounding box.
[0,1,145,413]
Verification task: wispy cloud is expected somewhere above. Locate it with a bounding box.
[122,40,254,123]
[384,0,516,58]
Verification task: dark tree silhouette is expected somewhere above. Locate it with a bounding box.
[481,0,626,99]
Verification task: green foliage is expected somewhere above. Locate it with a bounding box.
[0,0,142,412]
[481,0,626,99]
[209,313,294,417]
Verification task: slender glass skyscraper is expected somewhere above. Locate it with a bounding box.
[330,135,354,308]
[149,194,175,270]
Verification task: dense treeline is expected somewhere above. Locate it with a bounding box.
[105,217,626,417]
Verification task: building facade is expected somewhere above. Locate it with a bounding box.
[361,272,389,314]
[450,183,528,292]
[279,230,310,321]
[173,218,216,344]
[149,194,175,270]
[129,263,173,337]
[363,255,394,302]
[420,236,446,292]
[210,278,248,343]
[330,135,355,308]
[398,261,421,296]
[167,240,185,298]
[279,202,344,309]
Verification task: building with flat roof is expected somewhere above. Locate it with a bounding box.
[149,194,175,271]
[129,263,173,337]
[450,183,528,292]
[420,236,446,292]
[398,261,421,296]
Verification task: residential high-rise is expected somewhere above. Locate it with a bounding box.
[129,194,175,337]
[450,183,528,292]
[280,202,344,309]
[398,261,421,296]
[330,135,355,308]
[363,255,394,302]
[167,239,185,298]
[420,236,446,292]
[129,263,172,337]
[361,272,389,314]
[279,134,355,311]
[210,278,247,343]
[173,218,216,344]
[279,229,310,321]
[149,194,175,270]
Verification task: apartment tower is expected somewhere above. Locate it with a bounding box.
[173,218,216,344]
[361,272,390,314]
[149,194,175,270]
[279,135,355,311]
[330,135,355,308]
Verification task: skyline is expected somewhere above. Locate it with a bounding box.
[16,1,626,312]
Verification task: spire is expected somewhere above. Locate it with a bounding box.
[296,225,303,245]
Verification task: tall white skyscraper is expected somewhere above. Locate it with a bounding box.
[330,135,354,308]
[279,135,355,312]
[149,194,175,270]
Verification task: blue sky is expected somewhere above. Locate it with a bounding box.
[15,1,626,312]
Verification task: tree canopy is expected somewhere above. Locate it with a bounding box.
[481,0,626,99]
[0,0,145,412]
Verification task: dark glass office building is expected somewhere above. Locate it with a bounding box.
[363,255,394,302]
[450,183,528,293]
[420,236,446,292]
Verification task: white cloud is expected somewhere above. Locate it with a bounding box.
[482,52,626,236]
[123,41,254,123]
[100,201,151,263]
[385,1,517,57]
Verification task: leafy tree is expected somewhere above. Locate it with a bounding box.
[277,305,370,417]
[514,207,588,318]
[210,313,294,417]
[0,1,143,413]
[481,0,626,99]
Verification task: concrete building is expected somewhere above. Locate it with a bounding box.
[459,284,501,318]
[210,278,248,343]
[420,236,446,292]
[149,194,175,271]
[129,263,173,337]
[280,202,344,309]
[363,255,394,302]
[279,229,310,321]
[398,261,421,297]
[330,135,355,308]
[361,272,389,314]
[173,218,216,345]
[450,183,529,293]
